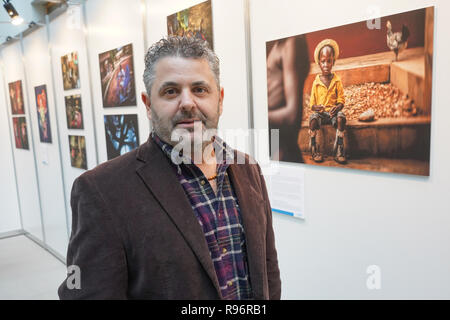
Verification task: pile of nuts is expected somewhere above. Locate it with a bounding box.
[302,82,419,121]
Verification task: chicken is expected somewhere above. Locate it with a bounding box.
[386,20,410,61]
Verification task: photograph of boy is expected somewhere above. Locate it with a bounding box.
[34,85,52,143]
[266,7,433,176]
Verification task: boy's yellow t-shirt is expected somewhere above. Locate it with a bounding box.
[309,73,345,113]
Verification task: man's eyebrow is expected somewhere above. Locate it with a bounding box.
[192,81,211,89]
[158,81,179,91]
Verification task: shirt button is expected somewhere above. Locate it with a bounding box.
[200,180,205,185]
[222,248,227,254]
[227,281,233,287]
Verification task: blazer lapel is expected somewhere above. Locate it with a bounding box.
[228,162,266,300]
[135,139,222,297]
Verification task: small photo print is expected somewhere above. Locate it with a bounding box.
[12,117,29,149]
[8,80,25,115]
[65,95,84,129]
[104,114,139,160]
[61,51,80,90]
[69,135,87,170]
[34,84,52,143]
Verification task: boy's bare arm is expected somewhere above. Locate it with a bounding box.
[311,104,325,112]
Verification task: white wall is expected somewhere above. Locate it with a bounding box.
[0,58,21,234]
[22,26,68,256]
[146,0,251,154]
[84,0,150,164]
[250,0,450,299]
[49,7,99,237]
[1,41,43,241]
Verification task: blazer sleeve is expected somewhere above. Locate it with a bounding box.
[58,173,128,299]
[257,164,282,300]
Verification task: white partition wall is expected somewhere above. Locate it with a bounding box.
[250,0,450,299]
[49,7,98,237]
[84,0,150,164]
[145,0,252,153]
[0,59,21,235]
[1,41,43,241]
[22,27,68,256]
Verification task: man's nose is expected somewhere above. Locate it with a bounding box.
[179,89,196,111]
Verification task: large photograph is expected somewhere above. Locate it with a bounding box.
[8,80,25,115]
[61,52,80,90]
[34,85,52,143]
[12,117,29,150]
[266,7,434,176]
[69,135,87,170]
[167,0,213,50]
[98,43,136,108]
[65,95,84,129]
[104,114,139,160]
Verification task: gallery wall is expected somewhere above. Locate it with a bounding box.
[0,0,449,300]
[251,0,450,299]
[0,59,21,235]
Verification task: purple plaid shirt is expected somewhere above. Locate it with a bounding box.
[152,132,252,300]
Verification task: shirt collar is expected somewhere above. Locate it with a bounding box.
[151,131,235,174]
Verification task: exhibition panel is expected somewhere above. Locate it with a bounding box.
[1,40,43,242]
[22,25,68,256]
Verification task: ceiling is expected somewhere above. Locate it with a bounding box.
[0,0,67,45]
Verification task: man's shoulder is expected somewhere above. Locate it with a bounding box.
[76,144,144,185]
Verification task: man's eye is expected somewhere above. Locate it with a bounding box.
[164,88,177,95]
[193,87,207,94]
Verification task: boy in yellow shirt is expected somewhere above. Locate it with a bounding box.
[309,39,347,164]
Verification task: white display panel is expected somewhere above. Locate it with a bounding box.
[145,0,251,154]
[22,26,68,256]
[84,0,150,164]
[0,59,21,234]
[250,0,450,299]
[49,7,98,237]
[1,41,43,241]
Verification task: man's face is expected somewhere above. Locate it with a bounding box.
[142,56,223,147]
[319,46,334,76]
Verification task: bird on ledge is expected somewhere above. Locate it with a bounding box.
[386,20,410,61]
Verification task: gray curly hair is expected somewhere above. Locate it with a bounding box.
[143,36,220,96]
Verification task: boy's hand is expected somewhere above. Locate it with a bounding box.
[329,106,338,117]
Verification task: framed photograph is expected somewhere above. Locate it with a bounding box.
[64,95,84,129]
[34,85,52,143]
[98,43,136,107]
[12,117,29,150]
[8,80,25,115]
[61,51,80,90]
[104,114,139,160]
[266,7,434,176]
[69,135,87,170]
[167,0,214,50]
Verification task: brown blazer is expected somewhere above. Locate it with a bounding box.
[58,137,281,299]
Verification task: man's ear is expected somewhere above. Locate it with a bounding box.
[141,92,152,120]
[218,87,224,116]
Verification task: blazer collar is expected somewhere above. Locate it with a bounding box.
[136,137,266,299]
[135,137,222,297]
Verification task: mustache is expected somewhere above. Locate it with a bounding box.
[172,111,207,125]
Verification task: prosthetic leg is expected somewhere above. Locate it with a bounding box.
[333,129,347,164]
[309,129,323,162]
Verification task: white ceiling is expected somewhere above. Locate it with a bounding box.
[0,0,61,44]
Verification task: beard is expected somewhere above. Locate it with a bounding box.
[150,103,221,161]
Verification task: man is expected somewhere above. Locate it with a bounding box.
[266,35,310,163]
[58,36,281,300]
